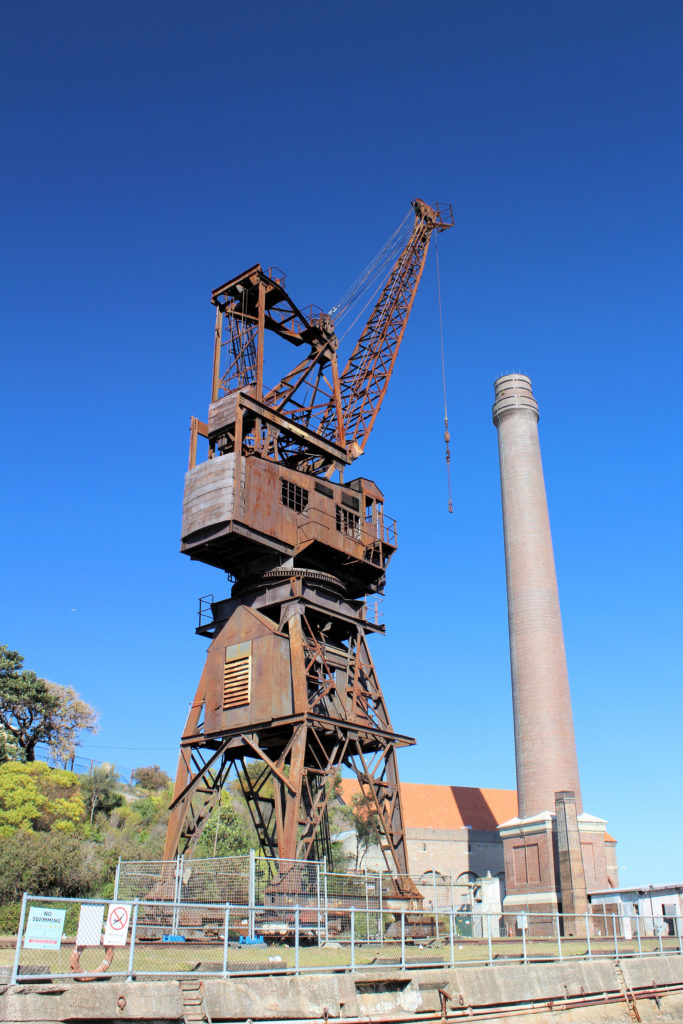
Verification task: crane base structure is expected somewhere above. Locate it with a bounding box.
[164,201,453,898]
[165,567,414,877]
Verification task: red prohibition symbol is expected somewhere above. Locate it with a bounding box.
[109,907,128,930]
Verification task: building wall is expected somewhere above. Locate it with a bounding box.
[407,827,505,887]
[336,824,506,903]
[502,821,557,897]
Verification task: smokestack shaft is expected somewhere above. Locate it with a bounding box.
[493,375,582,817]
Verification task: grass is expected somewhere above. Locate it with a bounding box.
[2,936,680,976]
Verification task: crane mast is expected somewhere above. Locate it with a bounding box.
[165,201,452,897]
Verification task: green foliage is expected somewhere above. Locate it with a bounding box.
[79,766,123,824]
[0,726,24,765]
[0,645,97,762]
[194,792,253,858]
[0,831,105,903]
[0,901,22,935]
[0,762,86,835]
[349,791,381,870]
[131,764,171,790]
[92,787,172,877]
[330,837,353,873]
[351,911,385,941]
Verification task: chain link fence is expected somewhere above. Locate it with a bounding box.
[10,892,683,983]
[115,855,475,920]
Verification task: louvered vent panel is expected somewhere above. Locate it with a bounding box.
[223,656,251,709]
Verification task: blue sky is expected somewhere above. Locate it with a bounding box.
[2,1,681,886]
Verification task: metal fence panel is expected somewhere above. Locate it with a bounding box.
[11,892,683,984]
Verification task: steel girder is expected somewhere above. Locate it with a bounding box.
[164,599,415,890]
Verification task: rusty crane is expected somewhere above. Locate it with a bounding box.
[165,199,453,893]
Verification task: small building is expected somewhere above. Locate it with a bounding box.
[589,884,683,938]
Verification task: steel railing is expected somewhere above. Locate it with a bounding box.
[11,892,683,984]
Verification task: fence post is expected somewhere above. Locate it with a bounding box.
[127,900,139,981]
[522,917,527,964]
[364,867,370,943]
[449,910,454,968]
[295,906,300,974]
[401,910,406,970]
[114,857,122,901]
[248,849,256,941]
[316,860,321,947]
[677,915,683,955]
[556,912,562,961]
[324,862,329,944]
[379,868,384,947]
[657,917,663,955]
[222,904,230,977]
[172,858,182,935]
[585,912,592,959]
[449,873,455,914]
[636,912,642,956]
[487,912,493,965]
[350,907,355,972]
[10,892,28,986]
[612,914,619,958]
[433,872,439,941]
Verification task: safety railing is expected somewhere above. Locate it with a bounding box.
[197,594,214,630]
[296,506,397,556]
[11,893,683,984]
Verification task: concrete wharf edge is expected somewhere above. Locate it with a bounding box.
[1,955,683,1023]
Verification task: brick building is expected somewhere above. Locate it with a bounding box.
[338,778,618,906]
[339,779,517,891]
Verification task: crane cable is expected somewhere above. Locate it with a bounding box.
[435,234,453,514]
[329,211,412,323]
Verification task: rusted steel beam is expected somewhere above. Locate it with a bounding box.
[239,733,297,795]
[237,392,351,464]
[211,306,222,404]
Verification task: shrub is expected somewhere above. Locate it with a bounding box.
[0,831,106,903]
[0,901,22,935]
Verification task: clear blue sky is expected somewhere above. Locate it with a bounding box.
[2,1,681,887]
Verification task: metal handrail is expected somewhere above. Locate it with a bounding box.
[297,505,397,549]
[12,891,683,984]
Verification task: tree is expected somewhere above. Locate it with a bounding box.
[0,645,97,761]
[80,765,123,825]
[349,792,381,870]
[0,762,86,835]
[131,764,171,791]
[194,792,253,858]
[0,726,24,765]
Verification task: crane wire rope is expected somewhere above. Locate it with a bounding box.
[332,241,409,338]
[435,234,453,514]
[329,213,411,322]
[329,211,412,324]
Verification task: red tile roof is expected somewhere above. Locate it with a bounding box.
[339,779,518,832]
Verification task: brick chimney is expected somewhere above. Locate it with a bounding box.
[492,374,582,817]
[493,374,616,924]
